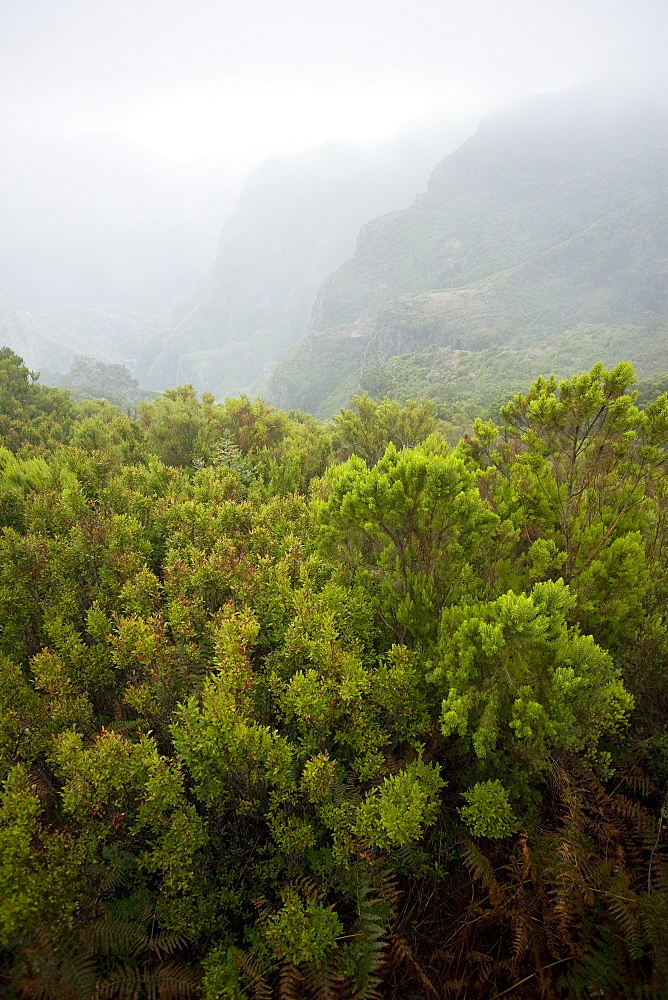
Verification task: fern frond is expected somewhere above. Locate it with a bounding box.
[85,915,148,958]
[97,848,138,895]
[290,875,323,901]
[145,961,201,1000]
[509,909,532,965]
[383,746,414,775]
[345,871,395,1000]
[604,889,644,961]
[146,931,190,959]
[461,841,503,906]
[95,964,143,1000]
[302,961,343,1000]
[465,948,496,985]
[618,770,655,800]
[559,925,625,1000]
[233,952,273,1000]
[607,793,657,844]
[278,961,304,1000]
[60,950,98,998]
[15,938,97,1000]
[109,890,156,927]
[389,936,439,999]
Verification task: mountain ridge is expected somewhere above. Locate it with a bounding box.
[269,84,668,415]
[136,111,480,398]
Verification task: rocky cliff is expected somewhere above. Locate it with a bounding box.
[270,84,668,415]
[137,112,477,398]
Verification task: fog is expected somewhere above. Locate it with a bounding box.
[1,0,665,162]
[0,0,665,389]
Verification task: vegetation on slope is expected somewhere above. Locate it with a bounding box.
[270,87,668,415]
[49,356,156,412]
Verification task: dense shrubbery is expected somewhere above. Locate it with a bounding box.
[1,347,668,998]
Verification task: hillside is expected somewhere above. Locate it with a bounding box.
[50,355,155,410]
[270,84,668,415]
[137,112,478,398]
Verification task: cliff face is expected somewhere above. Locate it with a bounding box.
[270,85,668,415]
[137,113,477,399]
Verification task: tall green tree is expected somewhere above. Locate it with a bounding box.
[467,362,668,646]
[317,437,498,645]
[333,393,440,467]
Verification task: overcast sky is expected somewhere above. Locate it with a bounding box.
[1,0,666,164]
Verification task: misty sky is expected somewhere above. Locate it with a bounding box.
[1,0,666,164]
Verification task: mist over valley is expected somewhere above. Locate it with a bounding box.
[3,79,666,422]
